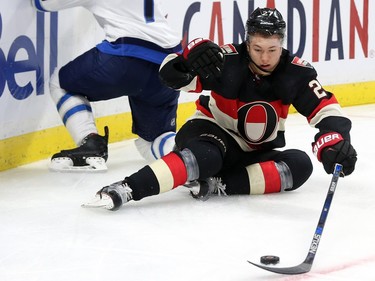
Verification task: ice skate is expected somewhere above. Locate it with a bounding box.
[50,127,109,172]
[82,179,133,211]
[187,177,227,201]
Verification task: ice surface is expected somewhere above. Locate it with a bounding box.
[1,104,374,281]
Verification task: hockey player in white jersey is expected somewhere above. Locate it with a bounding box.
[32,0,182,171]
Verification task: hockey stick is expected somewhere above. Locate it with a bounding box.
[248,163,343,275]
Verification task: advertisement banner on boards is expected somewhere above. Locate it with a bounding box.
[0,0,374,139]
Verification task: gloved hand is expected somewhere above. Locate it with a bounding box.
[182,38,224,79]
[312,132,357,176]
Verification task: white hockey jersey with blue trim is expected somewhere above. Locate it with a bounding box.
[32,0,181,48]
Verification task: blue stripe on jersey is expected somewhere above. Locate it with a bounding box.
[63,104,92,125]
[96,39,182,64]
[144,0,155,23]
[33,0,48,12]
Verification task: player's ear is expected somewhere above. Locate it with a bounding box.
[246,41,252,53]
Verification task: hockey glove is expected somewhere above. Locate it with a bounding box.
[159,55,196,89]
[312,132,357,176]
[182,38,224,79]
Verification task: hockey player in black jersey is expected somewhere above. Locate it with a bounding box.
[83,7,357,211]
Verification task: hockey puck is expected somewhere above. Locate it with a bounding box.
[260,255,280,265]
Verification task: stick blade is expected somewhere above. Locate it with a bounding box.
[248,260,312,275]
[247,164,343,276]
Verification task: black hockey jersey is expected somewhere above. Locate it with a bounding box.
[160,42,352,152]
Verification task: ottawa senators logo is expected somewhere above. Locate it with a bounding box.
[237,101,278,144]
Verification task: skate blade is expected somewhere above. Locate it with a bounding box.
[49,157,108,173]
[81,194,114,210]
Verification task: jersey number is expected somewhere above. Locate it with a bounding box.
[309,80,327,99]
[144,0,155,23]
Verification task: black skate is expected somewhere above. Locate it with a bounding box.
[50,126,109,172]
[187,177,227,201]
[81,179,133,211]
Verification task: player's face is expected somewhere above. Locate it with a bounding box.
[247,34,283,73]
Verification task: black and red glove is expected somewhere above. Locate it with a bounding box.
[182,38,224,79]
[312,132,357,176]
